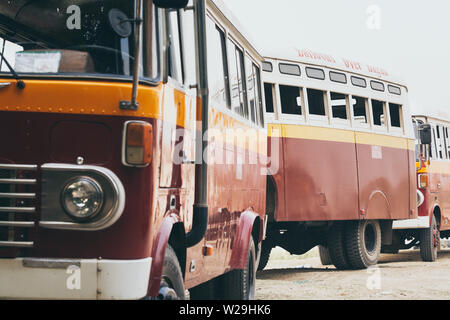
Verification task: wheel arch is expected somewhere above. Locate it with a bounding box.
[229,211,262,270]
[147,212,186,298]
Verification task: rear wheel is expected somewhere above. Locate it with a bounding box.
[327,222,351,270]
[419,215,440,262]
[157,245,186,300]
[318,245,333,266]
[345,220,381,269]
[222,236,256,300]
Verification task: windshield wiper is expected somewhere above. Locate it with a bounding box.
[0,50,25,90]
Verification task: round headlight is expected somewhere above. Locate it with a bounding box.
[61,177,104,221]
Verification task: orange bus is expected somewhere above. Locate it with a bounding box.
[390,114,450,261]
[259,49,417,270]
[0,0,267,300]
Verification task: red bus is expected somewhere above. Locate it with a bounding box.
[390,114,450,261]
[0,0,267,299]
[259,49,417,270]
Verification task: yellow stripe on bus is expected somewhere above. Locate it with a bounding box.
[268,123,415,151]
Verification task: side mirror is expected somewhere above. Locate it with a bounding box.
[419,124,432,145]
[153,0,189,9]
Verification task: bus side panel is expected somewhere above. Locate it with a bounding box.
[355,136,411,220]
[281,136,359,222]
[428,162,450,230]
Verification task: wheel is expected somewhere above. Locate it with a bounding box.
[221,236,256,300]
[419,215,440,262]
[257,239,273,271]
[345,220,381,269]
[327,222,351,270]
[318,245,333,266]
[157,245,186,300]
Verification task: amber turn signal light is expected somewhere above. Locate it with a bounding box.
[122,121,153,167]
[418,174,428,189]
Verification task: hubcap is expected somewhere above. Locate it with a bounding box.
[158,279,178,300]
[364,223,377,254]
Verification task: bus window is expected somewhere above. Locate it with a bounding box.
[307,89,326,116]
[0,39,23,72]
[253,64,264,127]
[262,61,273,72]
[388,85,402,95]
[228,39,248,117]
[436,126,445,159]
[306,67,325,80]
[371,80,385,92]
[371,99,385,126]
[279,63,301,76]
[432,127,438,159]
[168,11,183,83]
[389,103,402,128]
[206,17,229,110]
[351,76,367,88]
[264,83,275,113]
[330,92,348,120]
[329,71,347,84]
[245,55,257,123]
[352,96,368,125]
[180,4,197,87]
[444,127,450,159]
[280,85,302,116]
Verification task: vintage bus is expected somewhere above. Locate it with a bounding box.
[259,49,417,270]
[0,0,267,300]
[390,113,450,261]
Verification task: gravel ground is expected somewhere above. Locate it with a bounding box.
[255,244,450,300]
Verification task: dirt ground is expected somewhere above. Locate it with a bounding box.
[255,244,450,300]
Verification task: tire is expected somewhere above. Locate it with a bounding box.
[327,222,351,270]
[157,245,186,300]
[257,239,273,271]
[221,236,256,300]
[345,220,381,269]
[318,245,333,266]
[419,215,440,262]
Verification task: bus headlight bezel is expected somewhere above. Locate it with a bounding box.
[40,164,125,231]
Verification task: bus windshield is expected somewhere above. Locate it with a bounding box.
[0,0,156,78]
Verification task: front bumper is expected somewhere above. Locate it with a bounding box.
[0,257,151,300]
[393,216,430,230]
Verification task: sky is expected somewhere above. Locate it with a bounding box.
[225,0,450,116]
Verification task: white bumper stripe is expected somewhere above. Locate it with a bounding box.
[0,257,152,300]
[393,216,430,230]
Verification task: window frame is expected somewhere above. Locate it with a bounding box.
[351,95,371,130]
[387,102,404,134]
[0,2,161,86]
[329,91,351,127]
[306,87,329,125]
[370,99,388,132]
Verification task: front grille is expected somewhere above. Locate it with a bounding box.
[0,164,38,249]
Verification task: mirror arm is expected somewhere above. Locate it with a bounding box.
[120,0,144,110]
